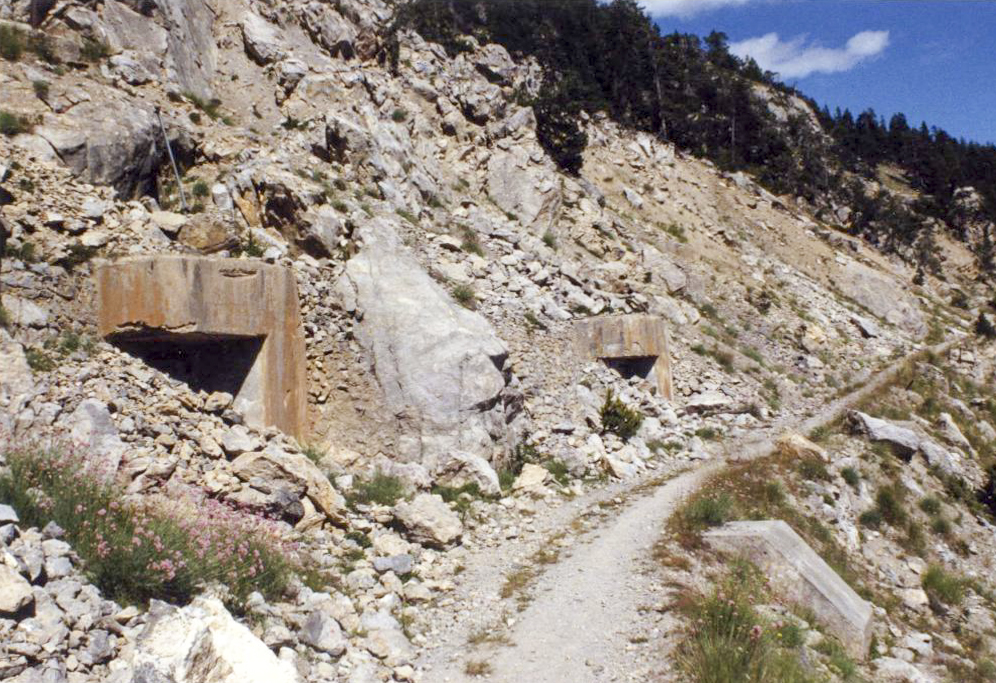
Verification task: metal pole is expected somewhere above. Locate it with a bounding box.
[155,106,188,212]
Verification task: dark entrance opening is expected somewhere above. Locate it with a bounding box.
[115,335,264,398]
[603,356,658,384]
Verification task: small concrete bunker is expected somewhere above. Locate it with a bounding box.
[574,314,673,400]
[96,256,307,438]
[706,520,873,659]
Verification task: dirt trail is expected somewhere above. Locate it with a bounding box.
[418,340,959,682]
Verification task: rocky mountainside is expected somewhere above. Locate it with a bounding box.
[1,0,996,681]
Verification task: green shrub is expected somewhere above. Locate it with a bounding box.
[662,222,687,243]
[347,471,406,507]
[0,110,29,136]
[599,390,643,440]
[391,108,407,122]
[918,496,941,516]
[544,459,570,487]
[681,494,736,531]
[396,208,418,225]
[0,447,293,613]
[192,180,210,198]
[184,92,222,119]
[542,230,557,250]
[840,467,860,488]
[80,37,110,63]
[0,305,9,329]
[332,200,348,213]
[460,228,484,256]
[0,25,24,61]
[24,347,55,372]
[451,284,476,309]
[32,79,49,100]
[930,516,951,536]
[797,457,830,482]
[875,484,908,526]
[858,509,882,529]
[432,482,489,516]
[921,565,965,608]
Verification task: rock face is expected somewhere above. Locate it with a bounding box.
[486,147,562,228]
[392,494,463,548]
[337,218,511,470]
[776,431,828,462]
[120,597,301,682]
[0,330,35,419]
[574,315,673,400]
[96,256,307,439]
[848,411,920,457]
[706,520,873,659]
[835,260,926,337]
[65,398,128,472]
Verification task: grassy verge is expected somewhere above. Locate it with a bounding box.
[0,446,295,613]
[676,561,821,683]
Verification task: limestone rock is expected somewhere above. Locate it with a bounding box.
[298,611,346,656]
[0,565,34,616]
[337,218,510,466]
[512,463,550,493]
[120,597,301,682]
[392,494,463,548]
[241,12,285,65]
[0,330,35,409]
[835,260,926,337]
[848,411,920,457]
[65,399,126,472]
[705,520,873,659]
[776,431,828,462]
[487,147,561,228]
[231,445,347,526]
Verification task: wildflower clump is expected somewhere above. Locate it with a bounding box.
[0,446,295,613]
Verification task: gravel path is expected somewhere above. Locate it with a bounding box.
[417,340,959,681]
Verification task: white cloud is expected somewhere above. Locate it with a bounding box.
[729,30,890,79]
[638,0,754,18]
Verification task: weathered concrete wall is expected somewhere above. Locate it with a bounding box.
[96,256,307,439]
[573,314,673,400]
[705,520,873,659]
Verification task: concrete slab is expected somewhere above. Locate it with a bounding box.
[705,520,873,659]
[96,256,307,438]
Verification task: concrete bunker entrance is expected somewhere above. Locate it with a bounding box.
[115,334,264,403]
[96,256,308,438]
[603,356,658,385]
[573,314,674,401]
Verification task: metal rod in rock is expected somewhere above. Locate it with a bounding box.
[155,106,188,212]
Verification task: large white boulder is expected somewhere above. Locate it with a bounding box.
[337,218,510,469]
[116,597,301,682]
[392,494,463,548]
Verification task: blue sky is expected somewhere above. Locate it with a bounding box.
[644,0,996,145]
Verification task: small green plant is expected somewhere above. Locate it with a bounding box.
[930,516,951,536]
[662,222,687,243]
[815,638,857,679]
[184,92,223,120]
[281,117,303,130]
[460,228,484,256]
[0,110,30,136]
[874,484,908,526]
[452,284,476,310]
[695,426,720,440]
[921,564,965,609]
[25,347,55,372]
[797,457,830,482]
[192,180,210,198]
[0,305,10,329]
[391,107,408,122]
[0,25,24,61]
[681,494,736,531]
[432,482,489,517]
[347,471,406,508]
[542,230,557,250]
[524,311,547,332]
[32,79,49,100]
[742,346,764,365]
[840,467,860,488]
[544,459,570,487]
[396,208,418,225]
[918,496,941,516]
[858,509,883,529]
[332,200,349,213]
[301,444,325,466]
[599,390,643,440]
[6,241,37,262]
[80,37,110,63]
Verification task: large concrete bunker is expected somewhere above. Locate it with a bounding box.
[706,520,874,659]
[574,314,673,400]
[96,256,307,439]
